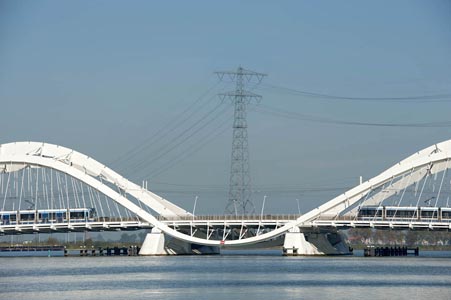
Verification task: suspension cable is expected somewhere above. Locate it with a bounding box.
[2,163,11,211]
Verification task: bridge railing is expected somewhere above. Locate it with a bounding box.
[0,214,302,226]
[157,214,302,222]
[315,215,451,223]
[316,215,355,221]
[0,216,145,226]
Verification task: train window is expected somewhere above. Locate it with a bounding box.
[386,210,415,218]
[420,210,436,218]
[397,210,415,218]
[39,212,50,221]
[20,213,35,221]
[70,211,87,219]
[358,208,382,218]
[386,210,396,217]
[56,212,65,222]
[1,215,10,225]
[2,213,18,224]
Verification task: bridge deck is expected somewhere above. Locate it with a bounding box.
[1,214,450,235]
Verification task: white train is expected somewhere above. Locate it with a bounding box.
[357,206,451,221]
[0,208,96,225]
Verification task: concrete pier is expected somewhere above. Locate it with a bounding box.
[283,227,352,256]
[139,228,220,255]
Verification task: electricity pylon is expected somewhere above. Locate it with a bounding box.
[215,67,266,215]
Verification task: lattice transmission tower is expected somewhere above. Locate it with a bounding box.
[215,67,266,215]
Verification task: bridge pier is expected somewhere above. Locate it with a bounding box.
[283,227,352,256]
[139,228,166,255]
[139,228,220,255]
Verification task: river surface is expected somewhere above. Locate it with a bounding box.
[1,250,451,300]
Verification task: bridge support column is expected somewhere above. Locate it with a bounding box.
[139,228,167,255]
[139,228,220,255]
[283,227,352,256]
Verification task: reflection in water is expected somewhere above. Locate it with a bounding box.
[1,251,450,300]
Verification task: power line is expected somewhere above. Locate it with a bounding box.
[144,110,233,179]
[262,83,451,102]
[149,185,352,194]
[109,82,223,169]
[114,76,264,182]
[255,104,451,128]
[120,102,224,175]
[125,103,231,177]
[147,181,226,189]
[148,182,349,191]
[137,82,265,180]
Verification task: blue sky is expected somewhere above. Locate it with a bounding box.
[1,0,451,214]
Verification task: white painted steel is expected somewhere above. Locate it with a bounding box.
[0,142,190,217]
[1,140,451,247]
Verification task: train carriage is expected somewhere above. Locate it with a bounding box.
[0,208,96,225]
[37,209,67,223]
[18,210,35,224]
[0,211,16,225]
[357,206,451,222]
[385,206,418,220]
[357,206,384,220]
[441,208,451,221]
[419,207,440,220]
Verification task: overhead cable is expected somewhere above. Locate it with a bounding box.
[262,83,451,102]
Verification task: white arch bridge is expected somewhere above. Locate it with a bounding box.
[0,141,450,255]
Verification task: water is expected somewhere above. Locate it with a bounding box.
[1,250,451,300]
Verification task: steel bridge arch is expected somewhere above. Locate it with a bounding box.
[0,140,450,247]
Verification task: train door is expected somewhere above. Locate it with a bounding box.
[1,214,10,225]
[56,211,64,223]
[41,212,49,223]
